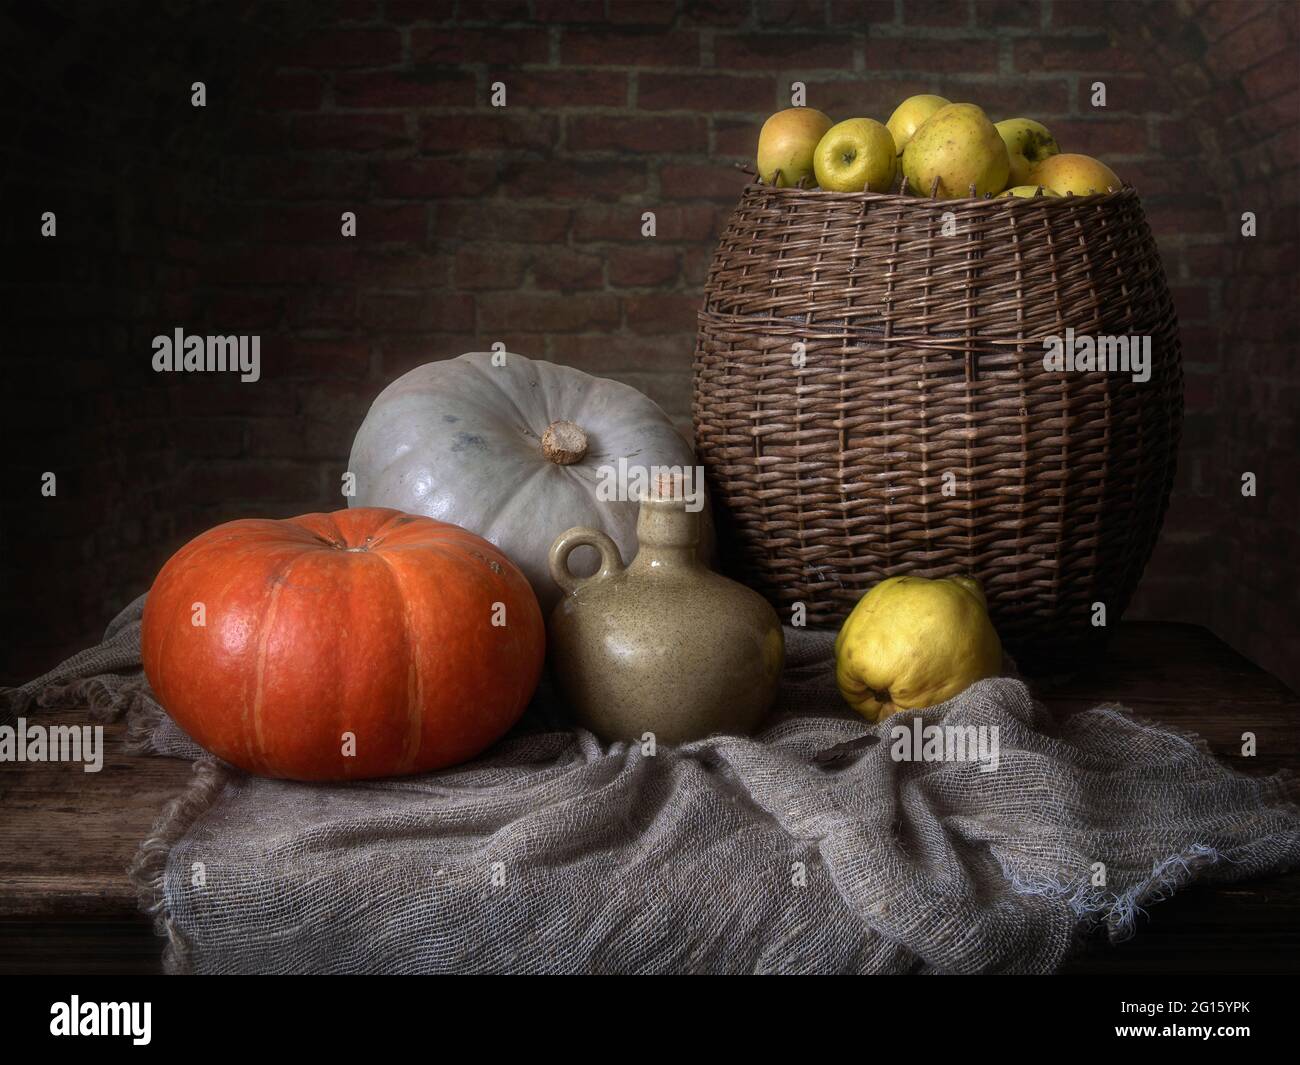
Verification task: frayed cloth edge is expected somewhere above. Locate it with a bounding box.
[127,757,231,975]
[1007,843,1238,943]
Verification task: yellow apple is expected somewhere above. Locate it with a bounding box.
[1028,153,1121,196]
[999,185,1060,198]
[995,118,1060,187]
[886,94,950,154]
[756,107,834,187]
[813,118,897,192]
[902,102,1010,199]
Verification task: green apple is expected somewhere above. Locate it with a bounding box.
[1028,153,1121,195]
[995,118,1060,187]
[902,103,1010,199]
[813,118,897,192]
[756,107,834,187]
[886,94,950,155]
[999,185,1060,198]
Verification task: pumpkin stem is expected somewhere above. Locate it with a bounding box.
[541,420,588,465]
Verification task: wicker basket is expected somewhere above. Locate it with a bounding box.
[693,183,1182,659]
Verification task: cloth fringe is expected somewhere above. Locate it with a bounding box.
[127,757,232,975]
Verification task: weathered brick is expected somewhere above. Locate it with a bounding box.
[228,158,369,201]
[214,244,359,285]
[1014,35,1143,73]
[457,0,533,19]
[287,28,403,68]
[572,203,715,241]
[358,250,451,289]
[292,113,410,151]
[455,244,531,289]
[1047,0,1111,28]
[864,37,1000,74]
[755,0,828,28]
[335,69,477,108]
[171,417,248,459]
[477,291,620,331]
[285,288,359,330]
[714,117,762,157]
[255,72,325,110]
[276,338,373,379]
[435,203,571,242]
[420,113,560,152]
[412,27,551,65]
[566,114,708,152]
[207,289,284,329]
[606,1,678,26]
[659,163,750,200]
[531,248,606,289]
[828,0,896,25]
[934,78,1070,119]
[900,1,973,27]
[803,78,932,117]
[518,70,629,108]
[561,29,700,66]
[973,0,1041,29]
[561,334,694,374]
[623,292,701,333]
[1170,284,1213,321]
[360,291,477,332]
[1205,11,1284,75]
[607,245,680,287]
[499,159,648,200]
[189,460,324,503]
[374,158,500,199]
[381,335,483,379]
[1046,117,1151,157]
[714,33,855,71]
[533,0,605,21]
[355,204,430,243]
[638,72,775,112]
[681,244,716,287]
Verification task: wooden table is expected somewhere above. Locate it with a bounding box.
[2,621,1297,974]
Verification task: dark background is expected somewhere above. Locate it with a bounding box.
[2,0,1297,688]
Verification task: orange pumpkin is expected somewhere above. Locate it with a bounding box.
[141,507,544,781]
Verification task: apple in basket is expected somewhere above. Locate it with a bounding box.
[995,118,1060,188]
[1000,185,1061,198]
[756,106,833,187]
[1029,153,1122,196]
[885,93,950,154]
[813,117,897,192]
[902,102,1010,198]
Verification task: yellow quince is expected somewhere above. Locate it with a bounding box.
[834,575,1002,722]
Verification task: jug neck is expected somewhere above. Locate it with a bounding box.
[630,493,703,573]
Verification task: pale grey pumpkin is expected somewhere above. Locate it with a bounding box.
[348,351,712,614]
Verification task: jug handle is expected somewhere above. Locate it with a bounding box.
[549,527,624,596]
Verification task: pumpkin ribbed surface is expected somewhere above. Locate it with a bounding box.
[141,507,544,780]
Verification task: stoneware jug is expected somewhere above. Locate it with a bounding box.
[547,479,784,744]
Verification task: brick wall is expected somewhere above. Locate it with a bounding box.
[3,0,1297,689]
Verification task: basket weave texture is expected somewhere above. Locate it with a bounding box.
[693,183,1183,652]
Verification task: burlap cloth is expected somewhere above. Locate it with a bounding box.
[6,594,1300,974]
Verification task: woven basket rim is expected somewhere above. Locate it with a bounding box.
[740,179,1137,208]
